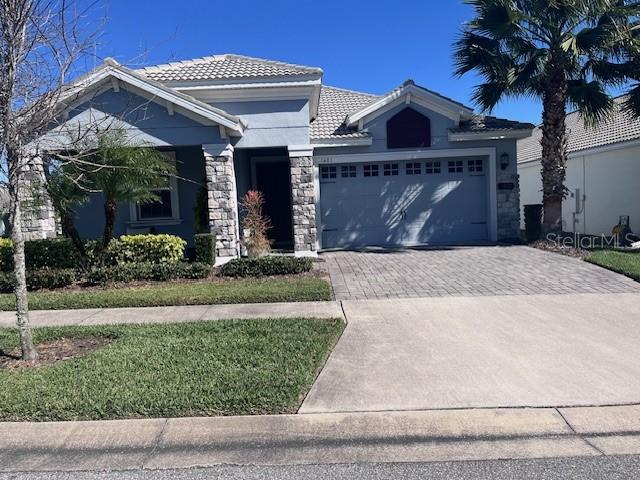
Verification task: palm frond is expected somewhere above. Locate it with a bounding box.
[622,83,640,118]
[567,79,615,126]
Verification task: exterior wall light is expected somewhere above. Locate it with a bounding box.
[500,152,510,170]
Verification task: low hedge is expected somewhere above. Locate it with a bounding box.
[0,237,81,271]
[0,268,76,293]
[105,234,186,266]
[194,233,216,266]
[85,261,212,286]
[219,256,314,278]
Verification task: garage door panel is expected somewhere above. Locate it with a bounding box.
[320,159,488,248]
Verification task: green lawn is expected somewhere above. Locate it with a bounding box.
[0,318,344,421]
[586,250,640,282]
[0,277,332,311]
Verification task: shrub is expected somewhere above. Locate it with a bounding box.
[27,269,76,291]
[194,233,216,266]
[0,238,12,272]
[0,268,76,292]
[25,238,81,269]
[0,237,82,271]
[0,271,15,293]
[219,256,313,278]
[106,234,186,266]
[524,204,543,242]
[85,261,211,286]
[240,190,271,258]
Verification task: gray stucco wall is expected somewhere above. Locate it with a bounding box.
[74,146,206,244]
[211,99,309,148]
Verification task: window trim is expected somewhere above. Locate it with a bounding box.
[425,160,441,175]
[129,151,181,226]
[447,159,464,174]
[363,164,380,177]
[320,165,338,180]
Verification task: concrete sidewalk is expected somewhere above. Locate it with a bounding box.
[3,404,640,472]
[0,301,344,327]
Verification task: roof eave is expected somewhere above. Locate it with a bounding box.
[449,129,534,142]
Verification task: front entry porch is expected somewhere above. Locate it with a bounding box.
[204,144,317,261]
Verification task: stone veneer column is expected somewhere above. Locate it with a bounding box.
[496,172,521,241]
[203,144,239,260]
[288,145,318,256]
[20,154,57,240]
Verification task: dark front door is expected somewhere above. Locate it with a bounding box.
[255,161,294,249]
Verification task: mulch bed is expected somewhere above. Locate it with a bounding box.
[529,239,590,260]
[0,336,112,370]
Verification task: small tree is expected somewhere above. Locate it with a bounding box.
[240,190,271,258]
[84,129,176,247]
[0,0,100,361]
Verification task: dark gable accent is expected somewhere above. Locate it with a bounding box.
[386,107,431,149]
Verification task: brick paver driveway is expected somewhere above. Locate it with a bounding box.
[321,246,640,299]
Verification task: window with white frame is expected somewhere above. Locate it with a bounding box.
[341,165,357,178]
[131,151,180,223]
[363,164,379,177]
[406,162,422,175]
[467,159,484,173]
[448,160,464,173]
[383,163,399,176]
[425,161,441,174]
[320,165,337,179]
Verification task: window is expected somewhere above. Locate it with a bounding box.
[386,107,431,149]
[468,159,484,173]
[131,152,179,223]
[406,162,422,175]
[363,164,379,177]
[425,161,441,174]
[138,189,173,219]
[448,160,464,173]
[341,165,357,178]
[320,165,337,179]
[383,163,399,176]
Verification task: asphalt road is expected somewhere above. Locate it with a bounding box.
[3,456,640,480]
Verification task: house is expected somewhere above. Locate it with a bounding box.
[31,54,534,261]
[519,96,640,237]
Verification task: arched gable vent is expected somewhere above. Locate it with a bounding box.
[386,107,431,149]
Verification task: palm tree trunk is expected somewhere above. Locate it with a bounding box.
[540,70,569,236]
[8,182,38,362]
[60,211,86,259]
[102,198,118,248]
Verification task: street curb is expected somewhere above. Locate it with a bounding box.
[2,405,640,472]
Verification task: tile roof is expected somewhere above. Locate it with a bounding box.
[518,96,640,163]
[138,54,323,83]
[310,85,379,141]
[452,115,535,133]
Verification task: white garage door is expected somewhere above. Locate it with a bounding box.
[319,158,488,249]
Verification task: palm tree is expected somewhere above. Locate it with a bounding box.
[86,129,176,247]
[454,0,640,234]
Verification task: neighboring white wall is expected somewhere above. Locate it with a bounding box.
[519,141,640,235]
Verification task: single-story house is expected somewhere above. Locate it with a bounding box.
[519,96,640,237]
[29,54,534,261]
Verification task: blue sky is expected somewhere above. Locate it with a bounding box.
[96,0,542,124]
